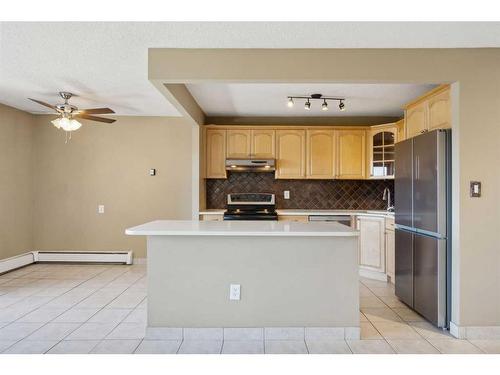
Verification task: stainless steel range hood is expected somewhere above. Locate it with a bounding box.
[225,159,275,172]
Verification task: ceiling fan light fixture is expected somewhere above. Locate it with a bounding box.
[51,118,62,129]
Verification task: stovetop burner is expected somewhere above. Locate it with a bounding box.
[223,193,277,221]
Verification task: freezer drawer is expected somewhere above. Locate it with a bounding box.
[413,234,447,327]
[395,229,413,308]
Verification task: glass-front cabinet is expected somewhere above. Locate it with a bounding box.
[370,126,396,178]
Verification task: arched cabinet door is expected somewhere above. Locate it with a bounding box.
[370,129,395,178]
[306,129,335,179]
[206,129,227,178]
[275,129,306,179]
[428,89,451,131]
[336,130,366,179]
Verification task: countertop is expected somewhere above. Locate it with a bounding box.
[125,220,359,237]
[199,209,394,218]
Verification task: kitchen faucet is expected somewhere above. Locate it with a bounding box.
[383,187,394,212]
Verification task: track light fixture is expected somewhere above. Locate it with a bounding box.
[286,94,346,112]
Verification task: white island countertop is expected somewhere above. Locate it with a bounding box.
[125,220,359,237]
[199,209,394,218]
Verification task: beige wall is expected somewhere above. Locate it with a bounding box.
[149,48,500,328]
[0,104,35,259]
[32,115,193,258]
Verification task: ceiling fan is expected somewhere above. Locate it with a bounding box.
[28,91,116,132]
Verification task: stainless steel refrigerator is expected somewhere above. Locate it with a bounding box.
[394,129,451,328]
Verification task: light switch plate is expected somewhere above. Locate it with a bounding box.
[98,205,105,214]
[284,190,290,200]
[229,284,240,301]
[470,181,481,197]
[149,168,156,176]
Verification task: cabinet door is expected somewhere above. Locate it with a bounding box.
[206,129,227,178]
[336,130,366,179]
[369,129,395,178]
[278,215,309,222]
[251,129,275,158]
[306,129,335,179]
[406,101,428,138]
[276,130,306,179]
[396,119,405,142]
[386,229,395,283]
[428,89,451,131]
[227,129,251,158]
[357,216,386,273]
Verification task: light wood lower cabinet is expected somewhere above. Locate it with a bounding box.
[278,215,309,222]
[205,129,227,179]
[275,129,306,179]
[306,129,336,179]
[199,214,224,221]
[357,216,386,274]
[336,130,366,179]
[385,228,395,283]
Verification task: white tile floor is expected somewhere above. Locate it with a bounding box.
[0,263,497,354]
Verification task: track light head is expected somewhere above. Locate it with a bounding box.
[322,100,328,111]
[304,100,311,110]
[339,100,345,111]
[287,97,294,108]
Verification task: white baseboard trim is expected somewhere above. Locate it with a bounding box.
[0,252,35,275]
[450,321,500,339]
[35,250,133,264]
[145,326,360,340]
[0,250,133,274]
[359,268,388,282]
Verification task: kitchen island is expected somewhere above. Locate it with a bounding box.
[125,220,360,339]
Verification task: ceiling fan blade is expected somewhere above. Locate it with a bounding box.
[78,108,115,114]
[28,98,58,111]
[74,113,116,123]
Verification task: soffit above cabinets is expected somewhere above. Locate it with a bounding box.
[186,83,438,118]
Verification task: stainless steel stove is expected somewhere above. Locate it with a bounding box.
[223,193,278,221]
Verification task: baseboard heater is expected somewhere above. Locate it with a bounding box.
[0,250,133,275]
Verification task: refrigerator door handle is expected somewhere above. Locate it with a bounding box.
[415,155,419,180]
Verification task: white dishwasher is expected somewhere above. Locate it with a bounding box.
[308,215,353,228]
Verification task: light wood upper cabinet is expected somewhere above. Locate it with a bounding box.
[428,89,451,131]
[396,119,405,142]
[357,216,386,273]
[404,85,451,140]
[276,129,306,179]
[306,129,335,179]
[226,129,251,158]
[251,129,275,158]
[205,129,227,178]
[336,130,366,179]
[368,126,396,178]
[405,101,428,138]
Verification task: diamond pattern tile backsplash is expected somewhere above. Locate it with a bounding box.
[206,172,394,210]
